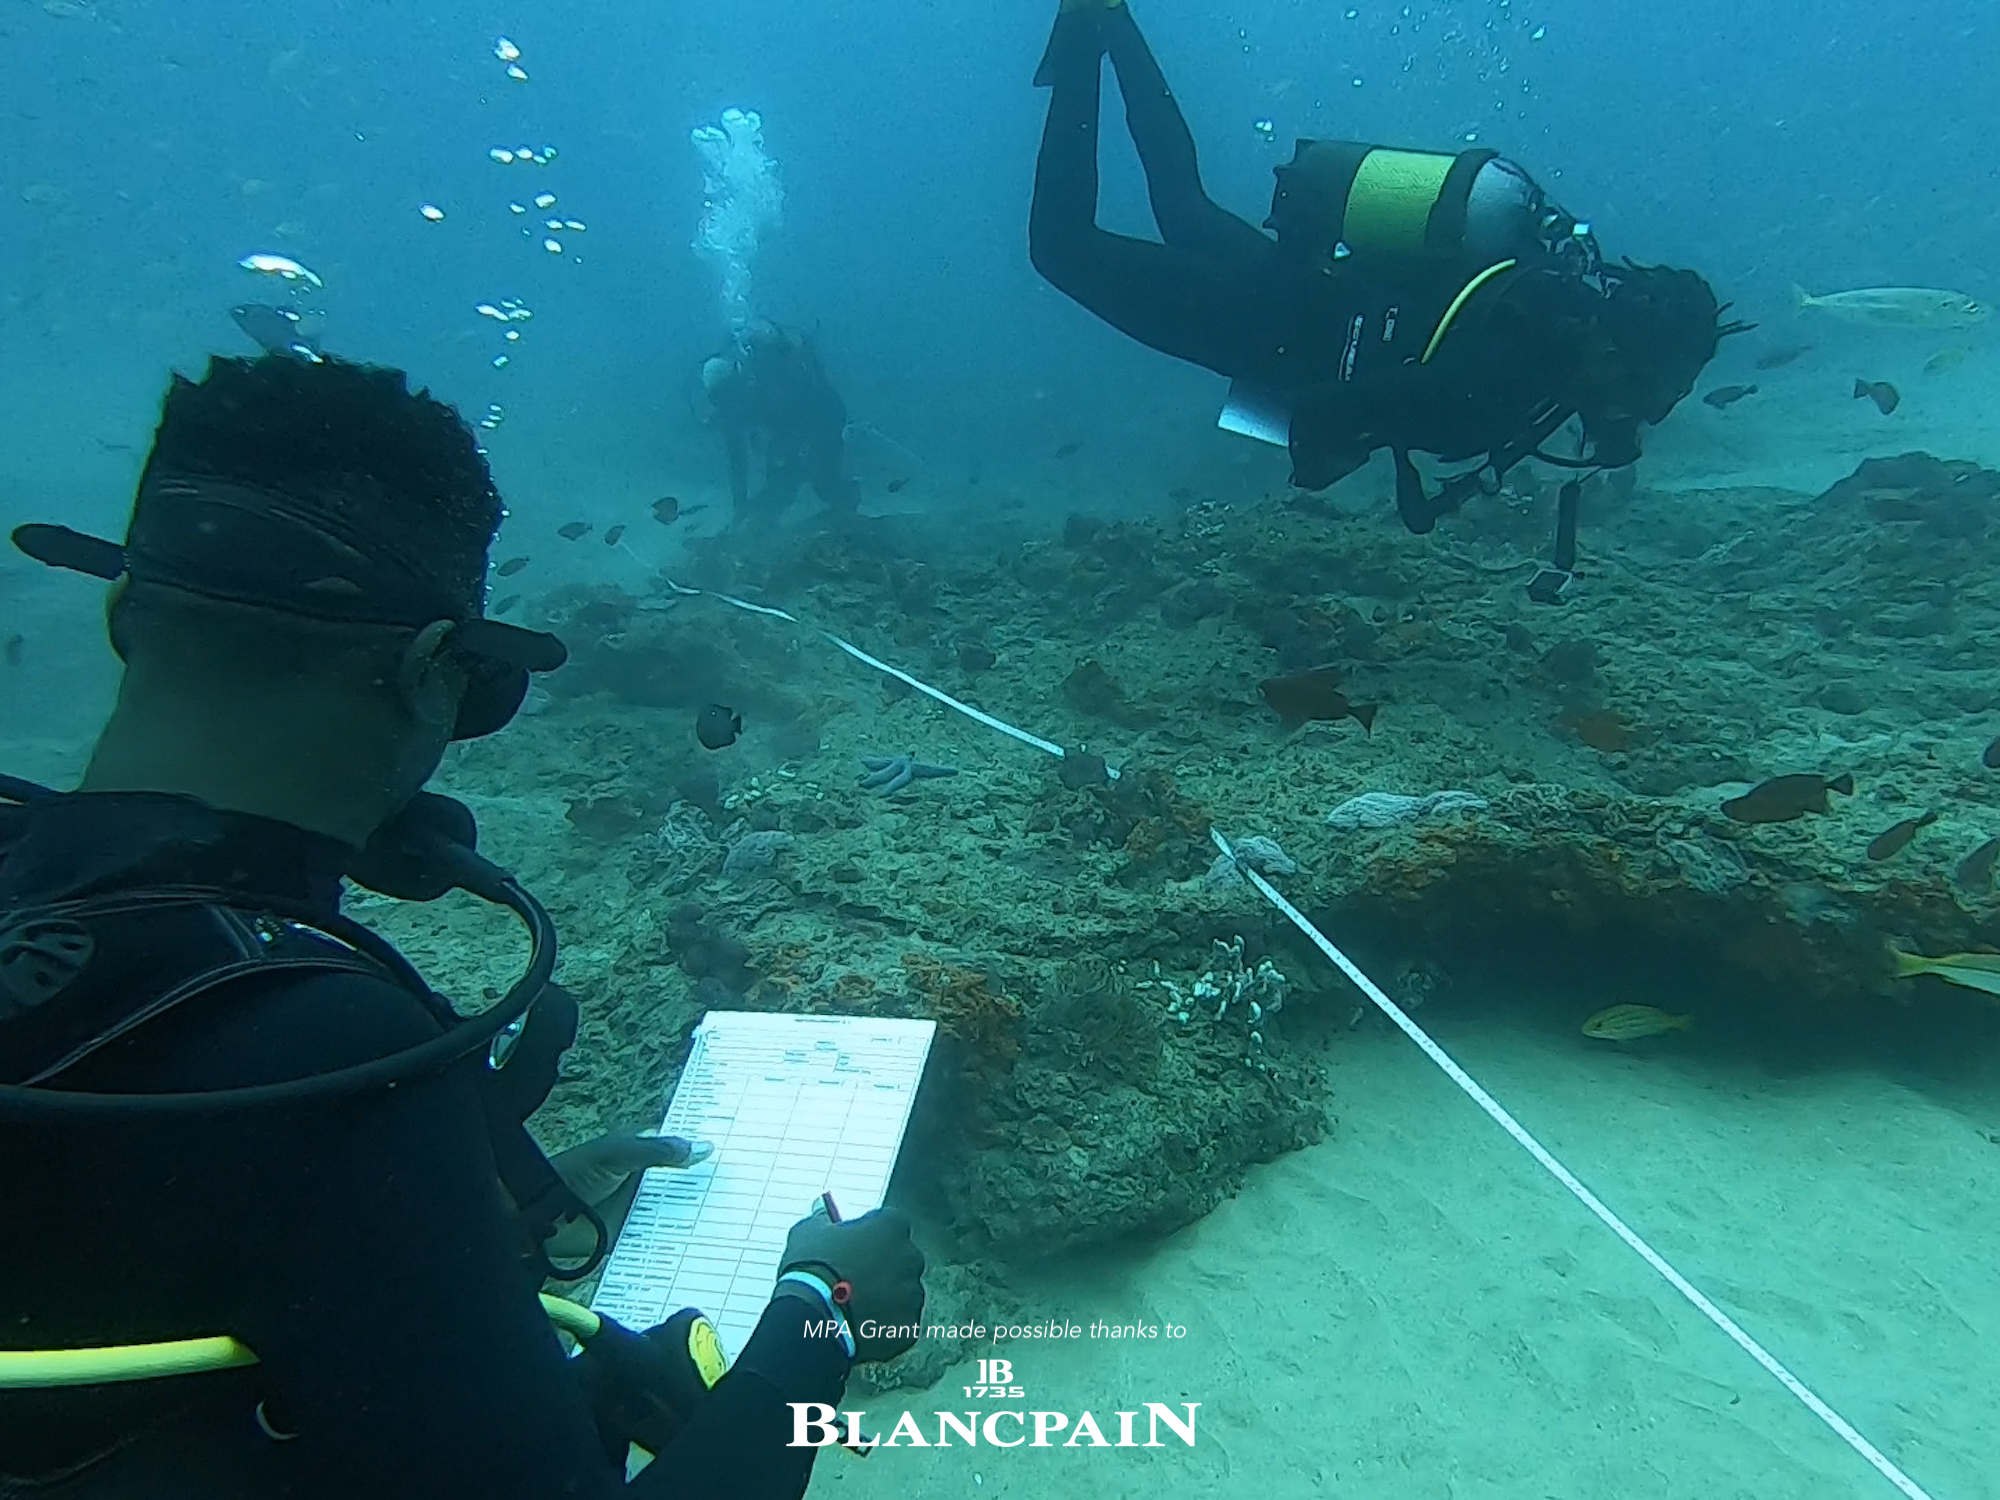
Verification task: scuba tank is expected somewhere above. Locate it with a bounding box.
[1267,139,1602,278]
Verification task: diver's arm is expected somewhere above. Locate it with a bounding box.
[189,974,640,1497]
[205,972,847,1499]
[632,1297,849,1499]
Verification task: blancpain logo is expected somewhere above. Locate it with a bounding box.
[788,1357,1200,1451]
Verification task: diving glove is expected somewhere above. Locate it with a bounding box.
[777,1206,926,1363]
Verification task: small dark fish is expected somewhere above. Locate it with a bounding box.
[1853,378,1900,415]
[651,496,679,525]
[1721,771,1855,824]
[1982,735,2000,770]
[230,302,323,362]
[695,703,742,751]
[557,521,592,541]
[1557,707,1633,753]
[491,595,521,616]
[1752,343,1810,370]
[1259,667,1379,733]
[1054,442,1081,460]
[885,477,909,493]
[496,555,530,577]
[603,524,626,547]
[2,633,23,668]
[1866,810,1938,861]
[1701,383,1758,409]
[1168,486,1196,502]
[1954,836,2000,891]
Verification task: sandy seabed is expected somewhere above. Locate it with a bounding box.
[813,999,1999,1500]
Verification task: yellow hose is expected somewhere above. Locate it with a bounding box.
[0,1295,606,1388]
[0,1334,258,1388]
[1421,260,1518,363]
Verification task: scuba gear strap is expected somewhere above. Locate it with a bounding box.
[0,779,606,1279]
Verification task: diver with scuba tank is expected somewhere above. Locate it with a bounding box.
[1029,0,1749,601]
[0,353,925,1497]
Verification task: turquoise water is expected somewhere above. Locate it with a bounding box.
[5,1,1998,1496]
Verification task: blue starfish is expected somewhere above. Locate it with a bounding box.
[858,753,960,796]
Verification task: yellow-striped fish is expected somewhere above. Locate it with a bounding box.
[1581,1004,1693,1041]
[1889,948,2000,999]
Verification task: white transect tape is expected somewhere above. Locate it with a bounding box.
[818,633,1065,758]
[640,576,1927,1496]
[661,576,1070,760]
[1208,829,1935,1500]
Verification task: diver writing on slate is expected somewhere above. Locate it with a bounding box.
[0,351,924,1498]
[1028,0,1746,592]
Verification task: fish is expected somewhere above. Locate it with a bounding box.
[695,703,742,750]
[1054,442,1081,460]
[603,524,626,547]
[1258,667,1378,732]
[1953,836,2000,892]
[237,251,325,288]
[886,477,909,493]
[1752,343,1811,370]
[1582,1004,1693,1041]
[1557,707,1633,753]
[1982,735,2000,770]
[230,302,324,362]
[492,594,521,615]
[651,496,680,525]
[557,521,591,541]
[1701,383,1758,409]
[1793,284,1988,329]
[1888,948,2000,1000]
[1923,347,1973,376]
[1853,379,1900,415]
[2,634,23,668]
[495,555,530,577]
[1720,771,1855,824]
[1866,810,1937,861]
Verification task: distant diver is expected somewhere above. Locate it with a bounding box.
[1028,0,1747,600]
[695,318,861,526]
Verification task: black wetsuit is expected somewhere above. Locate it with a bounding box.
[1029,6,1638,525]
[0,793,846,1499]
[708,336,861,522]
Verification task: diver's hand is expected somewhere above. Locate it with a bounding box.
[778,1207,927,1363]
[550,1130,710,1209]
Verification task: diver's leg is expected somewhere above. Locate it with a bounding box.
[805,439,861,515]
[1102,7,1274,266]
[1029,5,1276,377]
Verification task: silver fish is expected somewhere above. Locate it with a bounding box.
[1793,284,1988,329]
[230,303,325,363]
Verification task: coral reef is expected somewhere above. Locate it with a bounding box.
[346,446,2000,1382]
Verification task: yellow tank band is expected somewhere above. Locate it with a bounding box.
[1342,149,1457,254]
[1421,260,1519,363]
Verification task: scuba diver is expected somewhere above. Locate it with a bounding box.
[1029,0,1747,602]
[696,317,863,526]
[0,353,925,1496]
